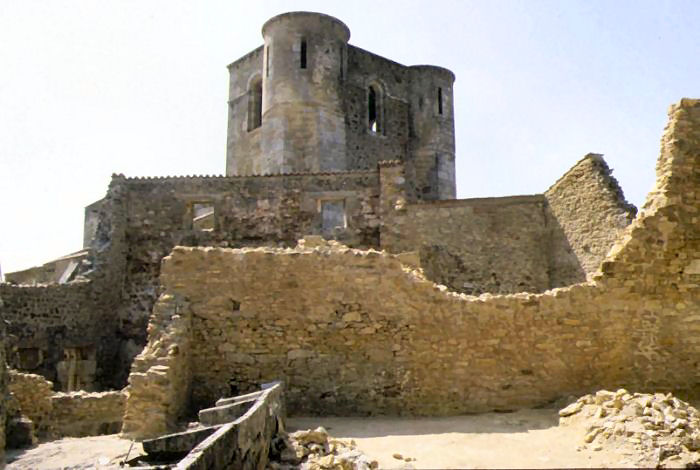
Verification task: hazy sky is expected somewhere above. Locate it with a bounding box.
[1,0,697,275]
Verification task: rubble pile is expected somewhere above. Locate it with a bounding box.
[268,427,379,470]
[559,389,700,467]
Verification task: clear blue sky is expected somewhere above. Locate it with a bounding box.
[0,0,698,275]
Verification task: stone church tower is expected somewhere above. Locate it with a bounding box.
[225,12,456,201]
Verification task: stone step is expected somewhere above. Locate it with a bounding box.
[142,424,221,456]
[215,390,264,407]
[198,397,258,426]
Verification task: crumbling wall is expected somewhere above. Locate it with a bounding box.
[8,370,125,440]
[0,175,130,391]
[50,391,125,437]
[113,171,380,387]
[0,282,100,387]
[545,153,637,285]
[8,370,54,437]
[121,293,192,439]
[141,99,698,417]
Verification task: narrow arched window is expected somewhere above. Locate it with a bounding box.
[247,77,262,131]
[438,87,443,115]
[368,85,383,134]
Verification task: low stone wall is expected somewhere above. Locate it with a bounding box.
[8,369,126,440]
[50,390,126,437]
[177,382,284,469]
[8,370,54,437]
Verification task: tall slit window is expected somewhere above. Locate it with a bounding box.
[438,87,443,115]
[300,39,307,69]
[339,46,344,79]
[368,85,383,134]
[247,77,262,131]
[265,46,270,77]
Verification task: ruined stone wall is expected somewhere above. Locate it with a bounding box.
[381,195,551,294]
[111,170,381,388]
[0,282,100,387]
[121,293,192,439]
[545,153,637,285]
[8,370,54,437]
[50,390,125,437]
[8,370,125,439]
[141,99,699,417]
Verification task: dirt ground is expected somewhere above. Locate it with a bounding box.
[4,408,656,469]
[5,435,145,469]
[290,409,642,469]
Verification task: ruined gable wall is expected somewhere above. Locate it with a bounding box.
[144,99,698,417]
[545,153,637,286]
[344,46,412,171]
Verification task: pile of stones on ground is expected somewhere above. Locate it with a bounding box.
[268,426,379,470]
[559,389,700,467]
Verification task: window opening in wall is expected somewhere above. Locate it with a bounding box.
[368,85,383,134]
[265,46,270,77]
[320,200,346,234]
[58,345,96,391]
[300,39,307,69]
[339,46,344,79]
[438,87,443,115]
[192,202,215,231]
[247,77,262,131]
[16,347,42,370]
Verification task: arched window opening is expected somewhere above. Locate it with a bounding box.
[247,77,262,131]
[438,87,443,115]
[368,85,383,134]
[300,39,307,69]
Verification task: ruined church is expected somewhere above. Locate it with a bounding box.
[0,11,697,467]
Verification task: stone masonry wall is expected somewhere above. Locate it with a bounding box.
[50,390,126,438]
[545,153,637,285]
[121,293,191,439]
[8,370,54,437]
[139,99,698,417]
[8,370,125,439]
[0,282,103,387]
[112,171,380,388]
[381,195,551,294]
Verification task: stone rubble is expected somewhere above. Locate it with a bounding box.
[559,389,700,467]
[267,426,380,470]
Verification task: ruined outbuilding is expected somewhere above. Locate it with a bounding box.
[0,11,698,468]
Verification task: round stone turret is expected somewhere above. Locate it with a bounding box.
[408,65,456,200]
[261,12,351,173]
